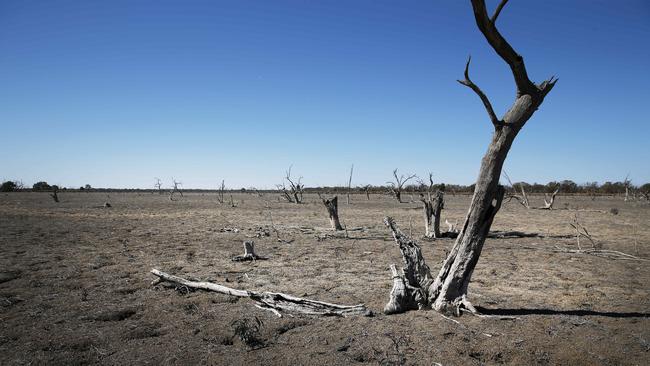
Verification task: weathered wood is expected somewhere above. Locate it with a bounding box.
[383,0,557,317]
[232,241,267,261]
[421,191,444,238]
[540,188,559,210]
[388,169,416,203]
[347,164,354,204]
[383,217,432,312]
[150,269,370,317]
[321,196,343,231]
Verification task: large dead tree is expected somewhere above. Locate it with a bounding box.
[320,195,344,231]
[385,0,557,316]
[387,169,417,203]
[277,166,304,204]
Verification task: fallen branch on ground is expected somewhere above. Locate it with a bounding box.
[150,269,370,317]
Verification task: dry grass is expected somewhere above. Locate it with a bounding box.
[0,191,648,365]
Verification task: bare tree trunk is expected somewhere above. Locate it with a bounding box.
[384,0,557,316]
[421,191,444,238]
[321,196,343,231]
[347,164,354,204]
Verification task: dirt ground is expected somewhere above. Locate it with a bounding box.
[1,191,648,365]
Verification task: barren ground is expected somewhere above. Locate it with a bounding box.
[1,191,649,365]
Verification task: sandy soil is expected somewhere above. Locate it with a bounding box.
[1,191,649,365]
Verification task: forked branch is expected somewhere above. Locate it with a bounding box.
[458,56,502,127]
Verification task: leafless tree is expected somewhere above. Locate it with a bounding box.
[384,0,558,316]
[276,166,304,204]
[169,179,183,201]
[217,179,225,204]
[50,186,59,203]
[363,184,371,201]
[387,169,417,203]
[347,164,354,204]
[154,178,163,194]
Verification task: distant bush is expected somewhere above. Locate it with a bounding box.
[1,181,18,192]
[32,181,52,191]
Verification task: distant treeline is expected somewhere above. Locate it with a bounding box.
[2,179,649,195]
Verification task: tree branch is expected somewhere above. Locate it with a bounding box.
[458,56,503,127]
[470,0,537,96]
[490,0,508,24]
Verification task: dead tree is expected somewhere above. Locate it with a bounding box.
[347,164,354,204]
[421,191,444,238]
[540,187,560,210]
[50,186,59,203]
[320,195,344,231]
[217,180,225,204]
[363,185,371,200]
[277,166,303,204]
[154,178,163,194]
[169,179,183,201]
[387,169,417,203]
[503,171,529,208]
[624,174,631,202]
[385,0,557,316]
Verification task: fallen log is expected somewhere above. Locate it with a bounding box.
[150,269,371,317]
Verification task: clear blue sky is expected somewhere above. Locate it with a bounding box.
[1,0,649,189]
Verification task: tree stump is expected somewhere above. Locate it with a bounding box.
[321,196,343,231]
[232,241,267,261]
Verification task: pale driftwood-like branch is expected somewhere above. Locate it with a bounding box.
[503,171,529,208]
[540,187,560,210]
[231,241,267,262]
[458,56,502,127]
[150,269,370,317]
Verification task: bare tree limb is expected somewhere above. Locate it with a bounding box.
[150,269,370,317]
[490,0,508,24]
[458,56,502,127]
